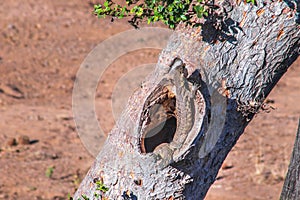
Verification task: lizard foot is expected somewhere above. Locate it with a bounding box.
[153,143,175,169]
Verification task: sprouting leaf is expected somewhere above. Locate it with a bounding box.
[81,194,90,200]
[157,5,164,12]
[193,5,206,18]
[45,166,55,178]
[95,181,109,193]
[180,14,187,20]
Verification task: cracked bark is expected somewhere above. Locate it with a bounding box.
[74,0,300,199]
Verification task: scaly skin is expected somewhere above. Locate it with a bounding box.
[153,58,199,168]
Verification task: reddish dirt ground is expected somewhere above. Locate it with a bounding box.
[0,1,299,200]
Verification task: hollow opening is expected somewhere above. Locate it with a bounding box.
[143,116,177,153]
[140,86,177,153]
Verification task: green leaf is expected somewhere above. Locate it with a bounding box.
[81,194,90,200]
[94,4,102,9]
[193,5,206,18]
[103,1,109,7]
[45,166,54,178]
[180,14,187,20]
[157,5,164,12]
[136,7,144,17]
[246,0,255,3]
[95,181,109,193]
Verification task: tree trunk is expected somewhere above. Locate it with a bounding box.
[280,118,300,199]
[73,0,300,199]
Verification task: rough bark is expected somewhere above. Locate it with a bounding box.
[280,119,300,200]
[74,0,300,199]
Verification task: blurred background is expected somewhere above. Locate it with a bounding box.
[0,1,299,199]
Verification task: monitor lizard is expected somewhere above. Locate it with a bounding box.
[151,58,200,168]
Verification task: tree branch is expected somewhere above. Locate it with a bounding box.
[73,0,299,199]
